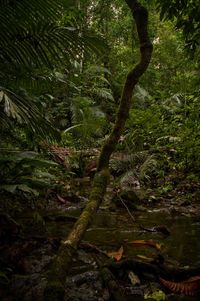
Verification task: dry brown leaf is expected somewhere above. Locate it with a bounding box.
[107,246,124,261]
[128,239,162,251]
[160,276,200,296]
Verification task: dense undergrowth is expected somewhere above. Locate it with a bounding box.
[0,0,200,298]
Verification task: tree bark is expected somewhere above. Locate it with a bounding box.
[44,1,153,300]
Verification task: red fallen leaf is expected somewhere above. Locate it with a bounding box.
[107,246,124,261]
[128,239,162,251]
[56,194,66,204]
[160,276,200,296]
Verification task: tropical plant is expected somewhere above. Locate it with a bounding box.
[111,150,158,188]
[0,150,58,197]
[0,0,105,140]
[52,64,114,148]
[156,0,200,53]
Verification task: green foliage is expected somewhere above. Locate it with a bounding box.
[0,0,106,141]
[0,0,101,70]
[52,64,113,148]
[111,151,158,188]
[126,90,200,174]
[0,150,57,197]
[144,288,166,301]
[156,0,200,52]
[0,271,9,285]
[139,155,158,182]
[0,87,60,141]
[0,0,199,207]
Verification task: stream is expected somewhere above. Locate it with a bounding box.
[46,207,200,301]
[85,209,200,266]
[48,207,200,266]
[2,207,200,301]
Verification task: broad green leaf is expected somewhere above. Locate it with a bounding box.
[144,289,166,301]
[0,184,17,193]
[17,184,39,196]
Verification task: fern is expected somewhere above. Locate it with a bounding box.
[111,151,158,186]
[110,151,150,175]
[119,170,140,189]
[139,155,158,182]
[0,150,58,196]
[92,87,114,101]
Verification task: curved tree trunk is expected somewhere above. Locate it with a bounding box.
[44,1,153,300]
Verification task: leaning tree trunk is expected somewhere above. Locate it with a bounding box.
[44,1,153,300]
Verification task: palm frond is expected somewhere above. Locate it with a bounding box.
[1,24,83,69]
[0,149,57,196]
[0,0,64,24]
[0,87,60,141]
[0,1,106,70]
[0,0,107,140]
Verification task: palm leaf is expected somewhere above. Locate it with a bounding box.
[0,0,106,140]
[0,87,60,141]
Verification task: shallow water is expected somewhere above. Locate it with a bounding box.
[45,208,200,301]
[45,207,200,266]
[84,209,200,266]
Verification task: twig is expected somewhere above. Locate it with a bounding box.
[119,196,136,222]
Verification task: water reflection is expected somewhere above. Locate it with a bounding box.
[46,208,200,301]
[86,210,200,266]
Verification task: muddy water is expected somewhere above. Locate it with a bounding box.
[84,209,200,266]
[5,207,199,301]
[46,208,200,301]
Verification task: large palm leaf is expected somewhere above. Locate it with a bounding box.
[0,0,105,140]
[0,0,104,71]
[0,87,60,141]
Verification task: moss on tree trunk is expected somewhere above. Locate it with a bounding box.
[44,1,153,300]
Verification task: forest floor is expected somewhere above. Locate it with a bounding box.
[0,148,200,301]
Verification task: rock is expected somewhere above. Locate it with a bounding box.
[65,271,105,301]
[10,273,46,301]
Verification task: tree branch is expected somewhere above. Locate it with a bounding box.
[44,1,153,300]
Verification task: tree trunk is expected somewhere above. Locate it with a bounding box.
[44,1,153,300]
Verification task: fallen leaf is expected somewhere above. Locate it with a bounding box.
[128,271,140,286]
[136,254,153,261]
[160,276,200,296]
[56,194,66,204]
[107,246,124,261]
[128,239,162,251]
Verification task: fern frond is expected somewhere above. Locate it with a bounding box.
[110,151,149,175]
[92,87,114,101]
[119,170,140,189]
[139,155,158,182]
